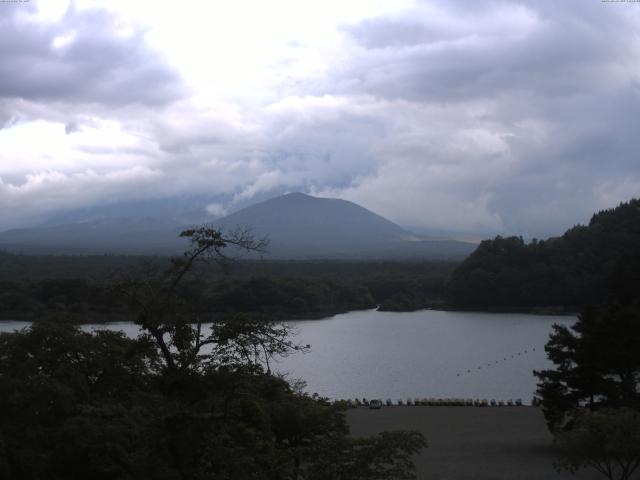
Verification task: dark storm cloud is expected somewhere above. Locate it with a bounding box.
[0,3,185,106]
[130,98,386,210]
[312,0,640,236]
[338,1,633,102]
[1,0,639,237]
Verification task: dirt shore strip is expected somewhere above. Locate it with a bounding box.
[347,406,604,480]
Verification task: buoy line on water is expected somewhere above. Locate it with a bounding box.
[454,346,538,377]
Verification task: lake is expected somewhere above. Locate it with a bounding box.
[0,309,574,404]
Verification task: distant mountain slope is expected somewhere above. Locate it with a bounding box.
[447,198,640,310]
[217,192,409,239]
[212,193,474,259]
[0,192,475,259]
[213,193,406,255]
[0,217,187,255]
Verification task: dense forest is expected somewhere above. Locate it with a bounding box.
[447,199,640,312]
[0,253,456,321]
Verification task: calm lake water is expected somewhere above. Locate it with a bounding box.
[0,309,574,404]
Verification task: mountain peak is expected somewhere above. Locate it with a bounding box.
[255,192,367,210]
[266,192,316,203]
[281,191,312,199]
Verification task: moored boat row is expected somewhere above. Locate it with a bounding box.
[339,397,525,407]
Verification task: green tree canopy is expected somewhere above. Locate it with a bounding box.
[534,243,640,432]
[447,198,640,310]
[0,226,426,480]
[534,302,640,431]
[554,408,640,480]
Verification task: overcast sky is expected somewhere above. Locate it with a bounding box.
[1,0,639,236]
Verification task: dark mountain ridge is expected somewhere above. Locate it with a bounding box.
[0,217,186,255]
[0,193,475,259]
[214,192,424,258]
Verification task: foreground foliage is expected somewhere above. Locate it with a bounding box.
[0,227,425,479]
[554,408,640,480]
[535,238,640,479]
[534,302,640,431]
[534,242,640,431]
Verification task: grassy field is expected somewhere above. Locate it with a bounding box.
[347,406,603,480]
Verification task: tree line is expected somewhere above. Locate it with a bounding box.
[0,256,456,321]
[447,199,640,311]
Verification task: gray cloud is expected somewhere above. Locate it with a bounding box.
[1,0,639,238]
[0,3,185,107]
[305,0,640,236]
[337,2,634,102]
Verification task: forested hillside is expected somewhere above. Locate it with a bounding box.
[447,199,640,311]
[0,255,456,321]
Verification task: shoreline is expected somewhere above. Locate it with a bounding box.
[0,304,577,325]
[425,305,578,316]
